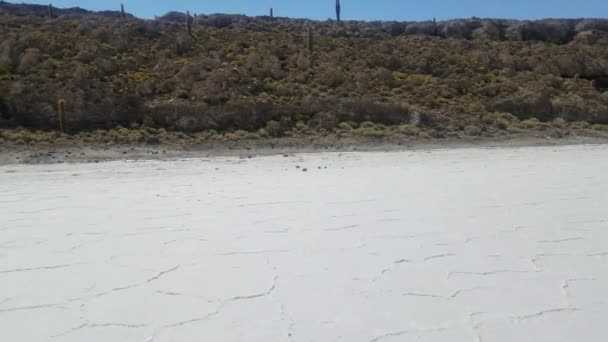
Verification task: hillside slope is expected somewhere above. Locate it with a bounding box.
[1,2,608,137]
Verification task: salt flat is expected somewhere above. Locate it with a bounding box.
[1,145,607,342]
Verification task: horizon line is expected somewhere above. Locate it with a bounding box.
[2,1,607,22]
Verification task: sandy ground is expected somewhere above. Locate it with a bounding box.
[1,134,608,166]
[1,144,608,342]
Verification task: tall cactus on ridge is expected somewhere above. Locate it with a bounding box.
[336,0,341,23]
[186,11,192,35]
[57,99,66,133]
[120,3,125,18]
[270,8,274,20]
[48,3,54,18]
[306,21,314,54]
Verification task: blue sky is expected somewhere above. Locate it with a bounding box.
[25,0,608,20]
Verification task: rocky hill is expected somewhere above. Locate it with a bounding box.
[1,1,607,137]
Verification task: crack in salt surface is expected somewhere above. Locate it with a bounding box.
[69,284,141,302]
[90,322,149,328]
[448,270,538,278]
[512,308,580,321]
[402,287,488,300]
[155,290,186,296]
[146,275,279,342]
[325,225,359,231]
[0,264,74,274]
[423,253,456,261]
[537,237,585,244]
[561,278,597,297]
[370,259,411,284]
[229,275,278,301]
[0,303,63,314]
[145,311,223,342]
[147,266,180,283]
[219,250,289,256]
[369,327,447,342]
[402,293,444,299]
[52,322,149,338]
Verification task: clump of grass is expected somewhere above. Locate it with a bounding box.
[551,118,567,128]
[395,124,420,136]
[571,121,591,129]
[359,128,386,138]
[359,121,376,129]
[338,122,353,131]
[265,120,284,137]
[418,131,432,139]
[520,118,541,129]
[494,118,510,130]
[464,125,482,136]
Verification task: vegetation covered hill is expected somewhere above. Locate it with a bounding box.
[1,2,608,141]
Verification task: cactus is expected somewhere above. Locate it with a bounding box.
[305,21,314,68]
[120,3,125,18]
[186,11,192,35]
[194,13,199,26]
[306,21,314,54]
[336,0,341,23]
[57,99,66,133]
[48,3,54,18]
[306,21,315,68]
[432,17,437,36]
[270,8,273,20]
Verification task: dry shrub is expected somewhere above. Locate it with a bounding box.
[464,125,482,136]
[339,98,411,125]
[17,48,41,74]
[338,122,353,130]
[309,112,338,130]
[521,118,541,129]
[265,120,283,136]
[316,64,347,87]
[396,124,420,136]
